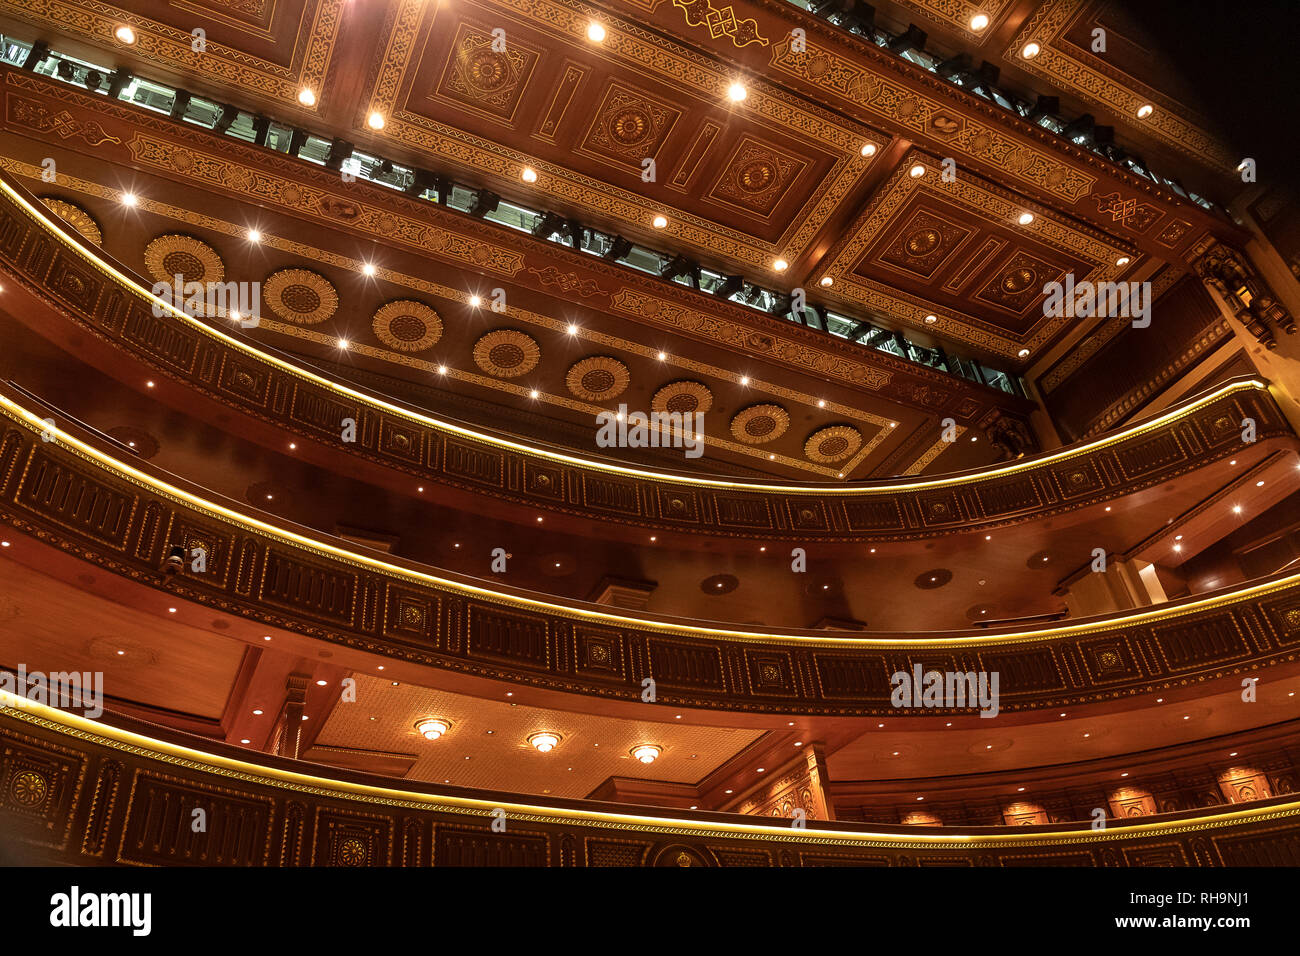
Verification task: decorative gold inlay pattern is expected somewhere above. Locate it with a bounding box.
[565,356,629,401]
[804,426,863,464]
[143,234,225,286]
[371,300,443,352]
[473,330,540,378]
[39,197,101,244]
[730,404,790,444]
[652,380,714,416]
[9,769,48,808]
[263,268,338,325]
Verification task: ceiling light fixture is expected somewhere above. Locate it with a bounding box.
[652,215,668,229]
[631,744,661,764]
[1021,42,1041,59]
[521,167,538,183]
[1116,256,1130,266]
[587,22,607,43]
[416,718,450,740]
[924,314,938,324]
[367,112,385,130]
[728,82,747,102]
[529,732,560,753]
[1136,104,1154,119]
[247,229,261,243]
[120,192,138,207]
[297,87,316,107]
[1018,348,1031,358]
[820,276,833,287]
[909,164,926,178]
[1018,212,1035,225]
[970,13,990,30]
[773,259,788,271]
[362,263,376,276]
[860,143,877,157]
[114,25,136,45]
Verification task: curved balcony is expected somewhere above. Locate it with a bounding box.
[0,172,1293,548]
[0,691,1294,866]
[2,383,1299,717]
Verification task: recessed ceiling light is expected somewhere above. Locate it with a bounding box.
[120,192,138,207]
[820,276,833,287]
[727,82,747,102]
[367,112,385,130]
[1233,505,1242,514]
[566,323,578,335]
[652,215,668,229]
[247,229,262,243]
[114,25,136,45]
[632,745,661,764]
[168,607,176,613]
[362,263,376,276]
[1017,787,1025,792]
[297,87,316,107]
[240,738,250,745]
[818,399,826,408]
[146,380,154,387]
[253,709,263,715]
[587,22,607,43]
[970,13,990,30]
[909,164,926,178]
[469,295,482,308]
[1021,41,1041,59]
[773,259,788,272]
[1018,212,1035,225]
[315,679,327,686]
[521,167,538,183]
[1136,104,1154,119]
[417,718,450,740]
[656,351,666,361]
[529,732,560,753]
[437,365,447,375]
[924,314,938,324]
[1256,480,1265,487]
[1116,256,1130,266]
[337,338,349,349]
[740,376,749,385]
[1018,348,1031,358]
[860,143,877,157]
[529,389,539,399]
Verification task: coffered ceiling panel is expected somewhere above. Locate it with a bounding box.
[818,151,1132,360]
[1,0,344,105]
[365,0,884,269]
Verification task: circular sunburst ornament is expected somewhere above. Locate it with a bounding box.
[263,268,339,325]
[650,380,713,416]
[143,234,225,286]
[730,403,790,444]
[473,329,540,378]
[9,770,48,808]
[371,300,443,352]
[804,425,863,463]
[40,197,102,244]
[565,356,629,401]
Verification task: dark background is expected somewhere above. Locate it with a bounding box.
[1130,0,1300,171]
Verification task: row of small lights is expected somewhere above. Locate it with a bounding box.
[115,214,870,462]
[106,19,1051,370]
[415,719,662,764]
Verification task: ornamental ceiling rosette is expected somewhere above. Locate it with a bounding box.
[39,197,101,245]
[143,234,225,286]
[371,300,443,352]
[473,329,540,378]
[651,381,713,416]
[730,404,790,444]
[263,268,339,325]
[565,356,629,401]
[804,425,863,463]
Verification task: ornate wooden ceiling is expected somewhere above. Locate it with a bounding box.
[0,0,1248,374]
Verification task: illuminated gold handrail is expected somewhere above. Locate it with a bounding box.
[3,690,1296,858]
[4,386,1298,649]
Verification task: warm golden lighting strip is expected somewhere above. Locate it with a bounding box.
[3,690,1295,847]
[0,179,1274,496]
[2,389,1297,648]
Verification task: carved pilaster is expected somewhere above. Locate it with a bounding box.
[1194,241,1295,347]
